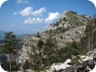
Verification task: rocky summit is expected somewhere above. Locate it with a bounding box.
[19,11,92,63]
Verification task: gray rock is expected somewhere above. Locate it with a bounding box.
[57,60,95,72]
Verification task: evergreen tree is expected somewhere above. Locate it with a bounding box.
[2,32,21,72]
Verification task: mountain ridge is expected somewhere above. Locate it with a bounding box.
[19,11,92,64]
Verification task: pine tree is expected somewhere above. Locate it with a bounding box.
[2,32,21,72]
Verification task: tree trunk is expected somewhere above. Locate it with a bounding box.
[9,53,12,72]
[21,63,24,72]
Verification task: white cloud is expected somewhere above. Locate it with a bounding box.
[19,6,46,17]
[17,0,29,4]
[20,6,32,16]
[14,6,61,24]
[32,7,46,16]
[24,12,61,24]
[24,17,44,24]
[45,12,61,23]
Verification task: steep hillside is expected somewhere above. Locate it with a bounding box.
[19,11,93,71]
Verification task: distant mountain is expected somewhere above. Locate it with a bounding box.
[0,31,5,40]
[16,34,25,40]
[0,31,26,40]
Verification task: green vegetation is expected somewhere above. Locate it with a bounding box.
[1,32,21,72]
[71,58,80,65]
[2,60,20,71]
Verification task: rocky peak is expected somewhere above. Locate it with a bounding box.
[48,11,91,31]
[19,11,93,71]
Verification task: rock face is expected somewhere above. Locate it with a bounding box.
[19,35,40,63]
[19,11,91,62]
[56,60,95,72]
[47,59,72,72]
[55,50,96,72]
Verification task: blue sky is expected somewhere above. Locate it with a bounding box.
[0,0,96,34]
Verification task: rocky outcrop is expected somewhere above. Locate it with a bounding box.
[58,60,95,72]
[19,11,91,63]
[18,11,93,71]
[46,59,72,72]
[55,50,96,72]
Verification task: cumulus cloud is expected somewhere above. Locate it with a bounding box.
[24,17,44,24]
[19,6,46,17]
[20,6,32,16]
[14,6,61,24]
[24,12,61,24]
[32,7,46,16]
[45,12,61,23]
[17,0,29,4]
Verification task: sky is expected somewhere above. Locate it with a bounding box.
[0,0,96,34]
